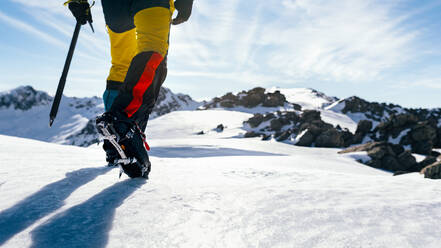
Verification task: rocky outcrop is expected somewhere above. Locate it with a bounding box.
[421,161,441,179]
[419,156,437,169]
[66,119,100,147]
[329,94,441,156]
[339,142,419,173]
[215,124,224,132]
[244,110,353,148]
[351,113,441,155]
[152,87,200,118]
[336,96,402,122]
[203,87,287,109]
[353,120,373,144]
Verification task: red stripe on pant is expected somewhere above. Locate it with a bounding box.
[124,52,164,118]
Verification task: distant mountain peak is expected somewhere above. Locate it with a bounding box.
[0,85,52,110]
[266,87,339,110]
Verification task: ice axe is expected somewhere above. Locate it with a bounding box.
[49,1,95,127]
[49,22,82,127]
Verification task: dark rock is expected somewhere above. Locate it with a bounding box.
[419,156,437,169]
[393,171,412,176]
[422,161,441,179]
[396,151,418,171]
[391,114,418,128]
[263,113,276,122]
[284,111,300,122]
[262,90,286,107]
[300,123,322,136]
[340,142,417,173]
[432,150,441,157]
[381,155,401,171]
[356,120,373,134]
[301,110,321,123]
[410,124,436,142]
[262,134,272,141]
[376,121,389,131]
[220,101,235,108]
[367,159,383,169]
[270,119,283,131]
[399,134,413,146]
[341,130,354,147]
[276,130,292,141]
[223,92,236,101]
[247,114,264,128]
[293,103,302,111]
[390,143,405,156]
[300,120,333,136]
[352,132,365,144]
[274,131,283,139]
[295,130,315,147]
[315,129,344,148]
[340,96,400,122]
[436,128,441,148]
[196,131,205,135]
[412,141,433,155]
[244,131,260,138]
[215,124,224,132]
[367,146,387,160]
[240,87,265,108]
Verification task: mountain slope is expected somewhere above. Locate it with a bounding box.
[267,87,338,110]
[0,86,201,147]
[1,109,441,247]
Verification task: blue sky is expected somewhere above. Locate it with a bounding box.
[0,0,440,108]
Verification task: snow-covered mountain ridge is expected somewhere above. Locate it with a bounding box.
[0,86,201,146]
[1,85,440,170]
[194,87,441,174]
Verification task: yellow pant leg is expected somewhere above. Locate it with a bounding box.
[170,0,175,13]
[106,27,137,84]
[134,7,173,57]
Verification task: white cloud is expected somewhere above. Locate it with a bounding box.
[411,78,441,89]
[0,10,65,48]
[165,0,429,90]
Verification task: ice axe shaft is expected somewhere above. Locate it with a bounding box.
[49,22,81,127]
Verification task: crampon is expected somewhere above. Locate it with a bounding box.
[96,112,151,179]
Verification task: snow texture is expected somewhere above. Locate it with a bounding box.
[1,109,441,248]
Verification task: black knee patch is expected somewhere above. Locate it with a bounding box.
[102,0,171,33]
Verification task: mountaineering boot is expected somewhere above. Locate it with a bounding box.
[103,140,119,167]
[96,112,151,179]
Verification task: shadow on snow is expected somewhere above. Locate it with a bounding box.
[30,178,146,248]
[150,145,285,158]
[0,167,112,246]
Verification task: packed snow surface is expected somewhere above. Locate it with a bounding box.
[1,110,441,248]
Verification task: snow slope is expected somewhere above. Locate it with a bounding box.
[1,110,441,248]
[267,87,338,110]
